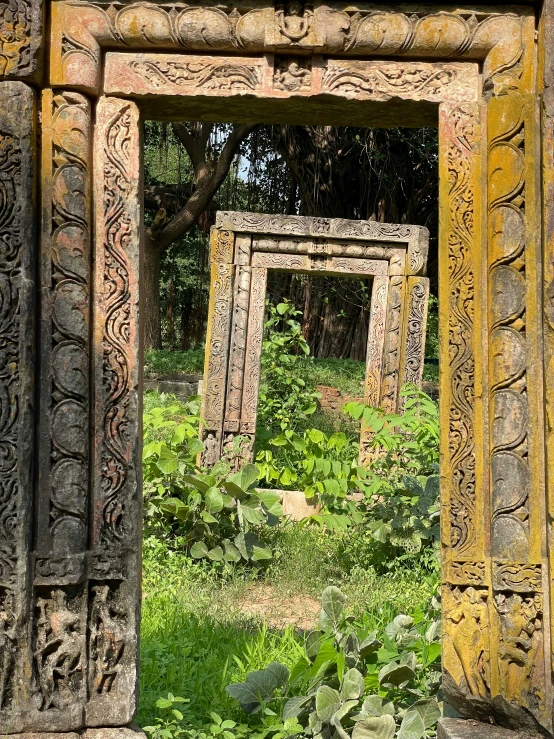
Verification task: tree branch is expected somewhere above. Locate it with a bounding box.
[153,123,258,250]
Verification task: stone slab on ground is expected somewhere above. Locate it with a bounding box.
[7,725,147,739]
[438,719,541,739]
[82,727,146,739]
[5,735,80,739]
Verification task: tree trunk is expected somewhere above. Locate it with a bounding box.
[144,236,163,350]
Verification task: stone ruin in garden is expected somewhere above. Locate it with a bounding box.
[200,212,430,469]
[2,0,554,737]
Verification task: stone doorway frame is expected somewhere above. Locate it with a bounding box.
[200,212,430,468]
[2,1,554,736]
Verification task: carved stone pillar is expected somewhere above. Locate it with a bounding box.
[90,96,142,727]
[200,229,236,465]
[0,80,37,734]
[440,81,552,731]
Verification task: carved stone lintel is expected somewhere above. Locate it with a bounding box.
[51,4,531,96]
[321,61,479,104]
[251,251,388,275]
[105,53,266,97]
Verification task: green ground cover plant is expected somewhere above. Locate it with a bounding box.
[146,348,206,376]
[139,545,438,715]
[226,585,441,739]
[140,300,442,739]
[143,393,281,564]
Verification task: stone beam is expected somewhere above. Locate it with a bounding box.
[50,2,533,97]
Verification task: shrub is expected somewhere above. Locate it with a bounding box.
[226,586,442,739]
[143,394,281,563]
[257,301,320,437]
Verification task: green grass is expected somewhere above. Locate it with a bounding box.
[144,350,439,397]
[295,357,366,396]
[145,348,205,377]
[138,526,437,729]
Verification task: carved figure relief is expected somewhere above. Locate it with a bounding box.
[444,586,491,699]
[495,592,543,708]
[0,0,39,78]
[275,1,313,45]
[34,588,85,712]
[273,58,311,92]
[89,584,126,696]
[0,588,16,711]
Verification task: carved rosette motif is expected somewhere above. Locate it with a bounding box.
[488,99,529,564]
[486,95,546,724]
[39,91,91,561]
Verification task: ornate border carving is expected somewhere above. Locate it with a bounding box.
[202,215,429,468]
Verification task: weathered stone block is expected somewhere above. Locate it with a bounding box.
[0,80,36,733]
[437,719,538,739]
[0,0,43,81]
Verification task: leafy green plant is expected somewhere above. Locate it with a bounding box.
[143,396,204,524]
[161,463,282,563]
[143,696,301,739]
[227,587,442,739]
[143,394,282,562]
[257,301,321,436]
[342,386,440,566]
[143,693,192,739]
[359,474,440,562]
[256,427,360,515]
[345,386,439,478]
